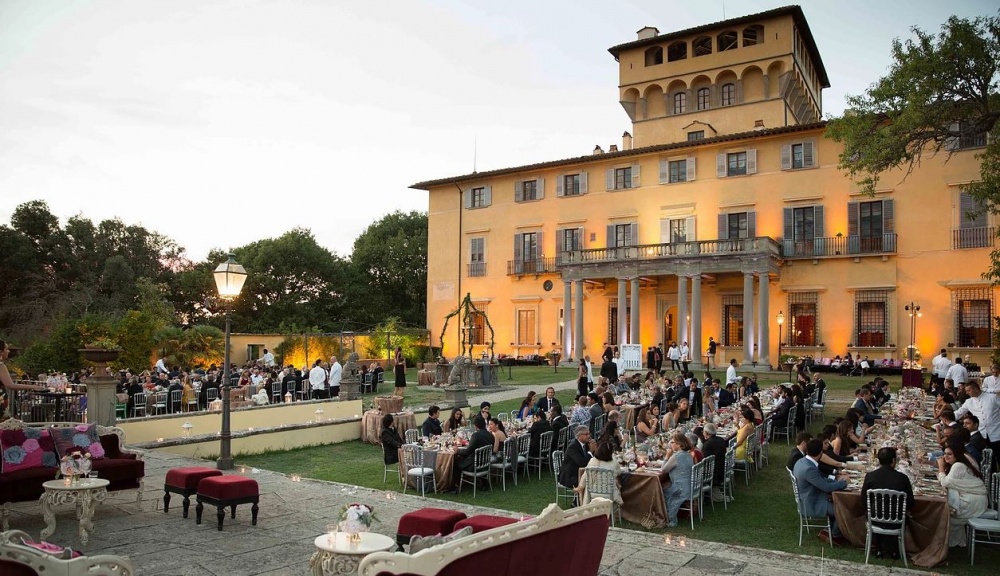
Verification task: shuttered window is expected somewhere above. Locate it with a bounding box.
[716,150,756,177]
[717,211,756,240]
[659,158,696,184]
[847,199,894,253]
[781,140,816,170]
[787,292,819,346]
[515,178,544,202]
[782,206,825,256]
[557,173,586,197]
[953,287,993,347]
[606,165,640,190]
[556,227,583,258]
[516,309,537,346]
[468,238,486,277]
[464,186,492,209]
[854,290,890,347]
[607,223,638,248]
[722,295,744,347]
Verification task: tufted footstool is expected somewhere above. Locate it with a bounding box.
[396,508,468,550]
[164,467,223,518]
[195,475,259,531]
[453,514,518,533]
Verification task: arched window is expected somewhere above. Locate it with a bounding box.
[697,87,710,110]
[743,25,764,46]
[644,46,663,66]
[693,36,712,57]
[673,92,687,115]
[721,83,736,106]
[667,42,687,62]
[717,31,738,52]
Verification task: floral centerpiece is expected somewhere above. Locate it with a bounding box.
[338,503,376,538]
[58,451,92,485]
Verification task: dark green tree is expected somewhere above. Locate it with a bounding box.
[827,12,1000,276]
[349,210,427,327]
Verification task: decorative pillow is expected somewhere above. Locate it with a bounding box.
[408,526,473,554]
[19,537,83,559]
[0,428,59,473]
[50,424,105,460]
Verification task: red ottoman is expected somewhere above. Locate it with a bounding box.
[164,467,223,518]
[195,475,259,531]
[453,514,518,533]
[396,508,468,550]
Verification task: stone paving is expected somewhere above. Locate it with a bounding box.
[3,449,921,575]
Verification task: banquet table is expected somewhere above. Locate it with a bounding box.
[397,447,456,491]
[832,491,949,568]
[619,467,670,528]
[417,371,435,386]
[373,396,403,413]
[361,410,415,445]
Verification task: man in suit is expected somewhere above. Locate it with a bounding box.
[527,410,553,457]
[558,426,594,490]
[861,447,915,559]
[701,423,729,502]
[852,388,881,427]
[770,387,794,430]
[550,404,570,439]
[534,386,562,414]
[421,405,443,437]
[787,432,811,472]
[685,379,702,417]
[450,416,494,491]
[717,382,737,408]
[793,439,849,544]
[961,414,988,463]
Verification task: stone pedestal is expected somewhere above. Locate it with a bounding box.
[340,378,361,401]
[443,386,469,408]
[84,374,118,427]
[434,363,499,388]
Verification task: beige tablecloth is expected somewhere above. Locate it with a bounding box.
[620,468,670,528]
[374,396,403,413]
[622,404,643,431]
[832,491,949,568]
[417,371,435,386]
[398,448,456,491]
[361,410,415,445]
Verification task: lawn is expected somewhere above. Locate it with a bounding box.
[240,371,998,574]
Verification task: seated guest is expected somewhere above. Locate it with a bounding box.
[478,401,492,422]
[937,438,988,546]
[167,378,184,412]
[787,432,812,472]
[861,447,915,559]
[661,432,694,527]
[701,423,728,502]
[636,405,660,442]
[380,414,405,465]
[421,405,443,437]
[450,416,494,491]
[587,393,604,422]
[852,388,881,427]
[687,432,703,462]
[550,404,570,438]
[961,414,987,464]
[717,380,736,408]
[601,418,623,452]
[602,392,616,414]
[733,408,755,465]
[830,420,857,460]
[534,387,561,414]
[487,418,507,453]
[371,362,384,384]
[570,395,592,426]
[793,439,849,544]
[770,387,794,429]
[558,426,595,490]
[576,438,622,505]
[527,410,553,457]
[443,408,466,433]
[517,391,537,420]
[181,377,197,411]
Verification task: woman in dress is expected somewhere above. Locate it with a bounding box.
[393,346,406,398]
[487,417,507,454]
[702,386,717,418]
[576,438,623,505]
[937,438,988,547]
[181,375,197,411]
[636,405,660,442]
[380,413,405,467]
[830,420,856,459]
[602,392,616,414]
[662,432,695,527]
[577,359,589,398]
[443,408,466,432]
[733,408,755,465]
[746,396,764,425]
[517,391,537,420]
[0,340,47,420]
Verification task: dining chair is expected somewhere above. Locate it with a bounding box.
[583,467,621,526]
[404,428,419,444]
[401,445,436,497]
[489,437,518,491]
[168,390,182,414]
[556,426,570,453]
[700,457,715,517]
[362,373,374,394]
[550,450,575,507]
[788,469,832,546]
[527,431,554,480]
[722,446,736,507]
[677,459,704,529]
[381,443,401,486]
[968,472,1000,565]
[772,406,796,444]
[516,434,530,479]
[591,414,607,440]
[864,488,908,567]
[132,392,147,418]
[271,381,282,403]
[458,445,493,498]
[980,449,994,488]
[186,393,200,413]
[206,388,219,403]
[812,388,826,420]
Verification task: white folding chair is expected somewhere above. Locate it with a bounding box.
[789,469,833,546]
[583,467,621,526]
[968,472,1000,565]
[132,392,147,418]
[864,488,908,567]
[527,431,554,479]
[678,459,704,529]
[550,450,575,507]
[458,445,492,498]
[489,437,518,490]
[404,428,419,444]
[401,445,436,496]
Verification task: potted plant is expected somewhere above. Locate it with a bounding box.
[80,337,122,364]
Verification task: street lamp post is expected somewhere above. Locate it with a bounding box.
[213,254,247,471]
[905,302,921,365]
[776,310,785,373]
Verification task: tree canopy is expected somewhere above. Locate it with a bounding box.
[827,12,1000,273]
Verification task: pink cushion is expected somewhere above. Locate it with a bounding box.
[50,424,105,460]
[198,475,258,500]
[398,508,467,536]
[0,428,58,473]
[165,467,222,490]
[453,515,518,533]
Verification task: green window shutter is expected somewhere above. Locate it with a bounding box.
[629,222,638,246]
[718,213,729,239]
[686,157,696,181]
[660,219,671,243]
[556,174,564,197]
[556,229,564,254]
[536,177,545,200]
[463,189,471,208]
[631,164,641,187]
[803,141,815,167]
[514,181,524,202]
[514,233,523,261]
[716,154,727,177]
[606,224,616,247]
[579,172,588,194]
[535,231,543,259]
[685,216,697,241]
[577,227,585,249]
[813,205,824,238]
[484,186,492,206]
[606,169,614,191]
[659,159,669,184]
[882,199,894,233]
[780,144,791,170]
[746,149,757,174]
[782,207,794,255]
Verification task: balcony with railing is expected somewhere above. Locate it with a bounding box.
[467,262,487,277]
[557,237,781,266]
[506,257,557,276]
[780,233,897,259]
[953,227,995,250]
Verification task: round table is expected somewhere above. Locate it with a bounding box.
[40,478,109,545]
[361,411,416,445]
[309,532,394,575]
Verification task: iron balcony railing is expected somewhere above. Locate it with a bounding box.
[556,237,781,265]
[952,227,995,250]
[467,262,487,277]
[780,233,897,258]
[506,257,557,275]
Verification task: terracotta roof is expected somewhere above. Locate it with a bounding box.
[606,5,830,88]
[409,121,828,190]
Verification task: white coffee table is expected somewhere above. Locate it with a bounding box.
[39,478,109,545]
[309,532,394,575]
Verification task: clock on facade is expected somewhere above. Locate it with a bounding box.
[543,280,553,291]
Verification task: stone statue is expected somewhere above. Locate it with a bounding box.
[447,356,469,387]
[343,352,361,379]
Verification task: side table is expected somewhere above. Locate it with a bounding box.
[40,478,110,545]
[309,532,394,575]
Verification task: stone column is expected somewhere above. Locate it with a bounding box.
[630,277,640,344]
[757,273,770,367]
[617,278,628,346]
[677,275,688,346]
[742,272,755,366]
[574,279,584,362]
[691,275,702,366]
[563,280,573,356]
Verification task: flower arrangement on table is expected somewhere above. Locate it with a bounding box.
[58,451,93,485]
[338,503,376,536]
